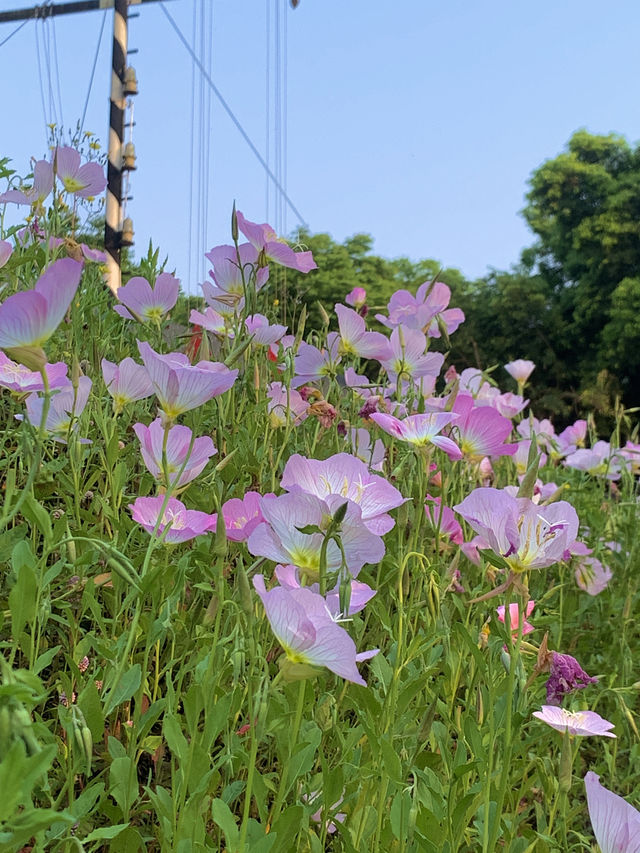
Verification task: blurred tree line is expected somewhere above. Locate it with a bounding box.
[285,130,640,422]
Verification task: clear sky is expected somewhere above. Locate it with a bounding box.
[1,0,640,292]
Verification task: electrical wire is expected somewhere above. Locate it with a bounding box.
[160,1,308,228]
[80,9,108,134]
[34,20,50,137]
[50,12,65,128]
[0,17,29,50]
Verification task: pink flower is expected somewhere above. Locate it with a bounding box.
[216,491,266,542]
[424,496,463,544]
[0,159,54,206]
[133,419,216,487]
[565,441,622,480]
[129,496,213,544]
[335,304,390,360]
[115,273,179,323]
[504,359,535,385]
[348,427,386,471]
[0,240,12,269]
[370,411,462,459]
[0,353,68,393]
[575,556,613,596]
[293,334,342,386]
[245,314,287,346]
[53,147,106,198]
[450,393,517,461]
[496,601,535,637]
[253,574,377,685]
[584,772,640,853]
[236,211,317,273]
[137,341,237,419]
[189,307,230,337]
[21,376,92,442]
[47,236,106,264]
[532,706,615,738]
[379,327,444,385]
[0,258,82,352]
[266,382,308,427]
[101,357,154,409]
[203,243,269,316]
[345,287,366,309]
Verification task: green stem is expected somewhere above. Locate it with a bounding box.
[269,680,306,826]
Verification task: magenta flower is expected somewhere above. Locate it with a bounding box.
[335,304,390,360]
[0,159,54,206]
[371,411,462,459]
[236,211,317,273]
[133,418,216,487]
[247,492,385,577]
[0,240,12,269]
[266,382,308,427]
[53,147,106,198]
[453,488,579,572]
[101,357,153,410]
[0,353,68,393]
[496,600,535,637]
[424,496,463,544]
[504,359,535,385]
[546,652,597,705]
[345,287,366,309]
[0,258,82,353]
[137,341,238,420]
[245,313,287,346]
[575,556,613,596]
[216,491,266,542]
[21,376,92,442]
[532,706,615,738]
[129,496,213,543]
[115,273,179,323]
[585,772,640,853]
[450,394,517,461]
[280,452,405,535]
[253,574,377,685]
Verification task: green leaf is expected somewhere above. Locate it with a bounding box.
[104,664,141,715]
[210,798,239,850]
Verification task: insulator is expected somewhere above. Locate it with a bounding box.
[122,142,137,171]
[121,218,134,247]
[123,66,138,97]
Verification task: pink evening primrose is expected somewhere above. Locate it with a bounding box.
[53,146,106,198]
[584,772,640,853]
[280,452,405,535]
[253,574,377,685]
[334,304,390,360]
[532,706,616,738]
[137,341,238,420]
[575,555,613,596]
[0,353,68,393]
[0,258,82,355]
[189,307,230,338]
[133,419,216,488]
[114,273,180,323]
[275,564,376,616]
[348,427,386,472]
[496,601,535,637]
[424,496,464,544]
[129,496,213,544]
[453,487,579,573]
[370,411,462,460]
[450,393,517,461]
[0,240,12,269]
[203,243,270,316]
[236,211,317,273]
[101,357,154,410]
[215,491,267,542]
[0,158,54,206]
[21,376,92,442]
[245,313,287,346]
[247,492,385,578]
[504,359,535,385]
[292,334,342,386]
[379,327,444,385]
[47,236,107,264]
[345,286,366,309]
[266,382,308,427]
[564,441,622,480]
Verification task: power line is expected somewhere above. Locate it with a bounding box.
[159,1,308,229]
[80,8,107,133]
[0,16,28,47]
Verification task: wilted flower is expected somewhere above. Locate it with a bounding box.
[532,706,615,737]
[545,652,598,705]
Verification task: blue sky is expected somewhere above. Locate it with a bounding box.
[1,0,640,292]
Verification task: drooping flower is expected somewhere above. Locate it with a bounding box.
[545,652,598,705]
[236,211,317,273]
[47,236,107,264]
[584,772,640,853]
[53,146,106,198]
[280,452,405,535]
[129,496,213,543]
[137,341,237,420]
[334,304,390,360]
[0,258,83,360]
[247,492,385,578]
[0,159,54,206]
[370,411,462,459]
[532,706,615,738]
[253,574,377,685]
[133,419,216,487]
[496,600,535,637]
[0,353,68,393]
[575,555,613,596]
[101,357,154,410]
[275,564,376,616]
[453,487,579,572]
[114,273,180,323]
[504,359,535,385]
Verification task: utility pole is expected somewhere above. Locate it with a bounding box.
[0,0,170,294]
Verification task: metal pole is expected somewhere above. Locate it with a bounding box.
[104,0,127,294]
